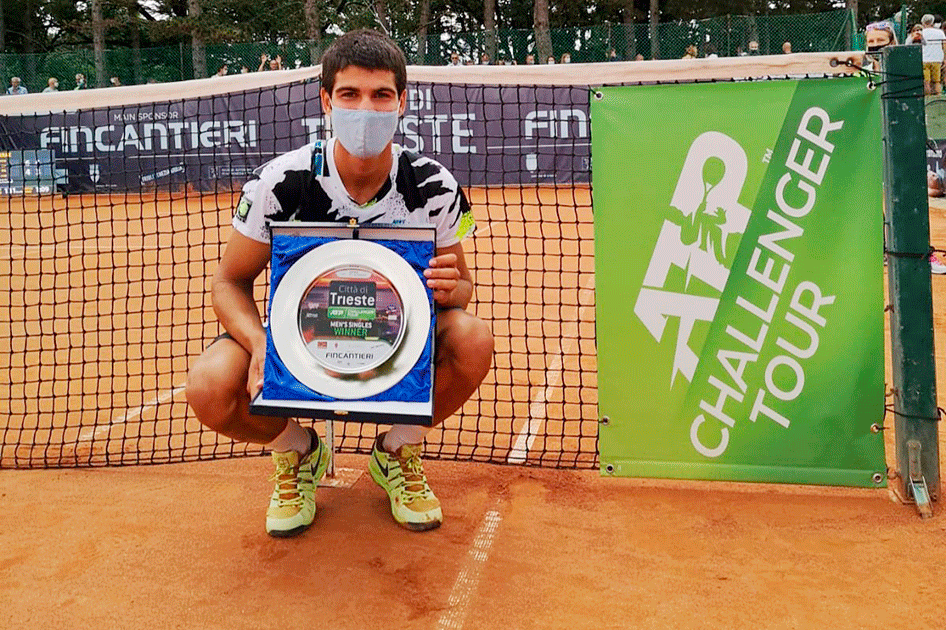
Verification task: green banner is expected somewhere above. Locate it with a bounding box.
[592,78,886,487]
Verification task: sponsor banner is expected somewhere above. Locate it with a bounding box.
[593,78,886,487]
[0,81,589,190]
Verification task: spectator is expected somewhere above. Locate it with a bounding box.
[110,77,122,87]
[748,40,760,55]
[607,48,620,61]
[146,78,158,84]
[736,46,745,56]
[560,53,571,64]
[74,73,86,90]
[635,53,645,61]
[683,45,697,59]
[782,41,792,54]
[480,52,491,65]
[42,77,59,93]
[908,25,924,44]
[864,21,898,71]
[7,77,27,95]
[525,54,535,65]
[240,65,250,74]
[546,55,555,64]
[258,53,282,71]
[214,64,228,78]
[921,14,946,95]
[449,52,461,66]
[704,44,718,59]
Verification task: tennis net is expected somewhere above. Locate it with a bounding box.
[0,56,857,469]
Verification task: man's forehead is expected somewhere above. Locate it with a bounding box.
[332,66,398,91]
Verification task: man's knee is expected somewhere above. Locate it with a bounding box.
[439,311,494,381]
[185,345,248,421]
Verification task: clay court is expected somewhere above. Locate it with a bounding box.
[1,182,945,629]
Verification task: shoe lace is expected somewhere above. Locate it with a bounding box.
[269,457,304,508]
[397,447,433,500]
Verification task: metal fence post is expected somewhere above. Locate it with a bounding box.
[881,44,941,517]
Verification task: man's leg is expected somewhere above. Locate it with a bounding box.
[186,336,331,537]
[370,308,494,530]
[185,336,286,443]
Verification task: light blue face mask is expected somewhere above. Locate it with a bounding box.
[331,105,400,159]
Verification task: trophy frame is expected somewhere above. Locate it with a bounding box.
[249,221,437,426]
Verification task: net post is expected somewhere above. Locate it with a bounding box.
[325,419,336,478]
[881,44,940,514]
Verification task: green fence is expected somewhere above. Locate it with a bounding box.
[0,8,858,93]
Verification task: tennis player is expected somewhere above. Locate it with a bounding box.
[185,29,494,537]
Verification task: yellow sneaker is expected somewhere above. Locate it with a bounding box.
[368,434,442,531]
[265,428,330,538]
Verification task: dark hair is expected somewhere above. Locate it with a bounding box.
[321,29,407,95]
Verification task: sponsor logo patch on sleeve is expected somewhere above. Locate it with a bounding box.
[455,209,476,240]
[235,197,251,222]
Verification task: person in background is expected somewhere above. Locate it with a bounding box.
[7,77,27,95]
[214,64,228,78]
[560,53,571,64]
[782,41,792,54]
[908,24,924,44]
[546,55,555,64]
[448,52,461,66]
[635,53,645,61]
[240,65,250,74]
[748,40,760,55]
[74,73,86,89]
[864,20,898,71]
[607,48,620,61]
[42,77,59,93]
[480,52,491,65]
[704,43,718,59]
[682,45,697,59]
[110,76,122,87]
[258,53,283,71]
[920,14,946,95]
[525,54,535,65]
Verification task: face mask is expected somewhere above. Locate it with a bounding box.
[331,105,399,159]
[867,45,885,52]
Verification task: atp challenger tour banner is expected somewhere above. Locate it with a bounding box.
[0,81,588,192]
[592,78,886,487]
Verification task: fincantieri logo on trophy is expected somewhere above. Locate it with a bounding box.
[252,222,437,426]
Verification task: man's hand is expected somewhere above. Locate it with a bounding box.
[247,342,266,399]
[425,252,462,305]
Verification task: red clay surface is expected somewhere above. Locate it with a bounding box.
[2,197,946,629]
[1,455,945,630]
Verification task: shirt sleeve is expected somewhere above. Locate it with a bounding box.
[231,171,279,244]
[427,168,476,249]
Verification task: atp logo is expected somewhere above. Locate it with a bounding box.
[634,132,752,385]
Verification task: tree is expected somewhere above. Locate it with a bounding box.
[188,0,206,78]
[416,0,430,64]
[534,0,553,61]
[484,0,496,61]
[305,0,324,65]
[649,0,659,59]
[92,0,107,87]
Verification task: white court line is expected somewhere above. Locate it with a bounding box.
[436,504,503,630]
[507,276,595,464]
[77,384,186,443]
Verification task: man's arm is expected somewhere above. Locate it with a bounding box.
[426,241,474,309]
[212,230,272,395]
